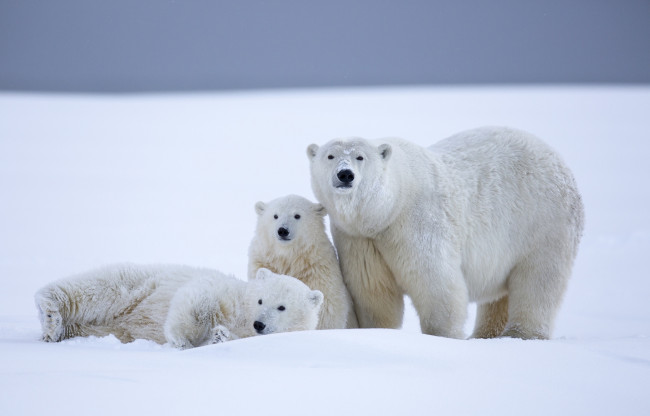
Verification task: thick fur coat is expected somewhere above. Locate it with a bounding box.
[308,126,584,339]
[35,264,323,348]
[248,195,358,329]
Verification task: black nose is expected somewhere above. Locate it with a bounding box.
[254,321,266,332]
[277,227,289,238]
[337,169,355,184]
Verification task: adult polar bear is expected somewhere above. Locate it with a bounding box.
[307,126,584,340]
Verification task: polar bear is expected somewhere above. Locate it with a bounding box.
[248,195,358,329]
[307,126,584,340]
[35,264,323,348]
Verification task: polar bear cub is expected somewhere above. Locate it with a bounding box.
[35,264,323,348]
[308,126,584,340]
[248,194,358,329]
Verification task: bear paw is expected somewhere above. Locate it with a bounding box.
[501,324,548,340]
[38,305,64,342]
[211,325,231,344]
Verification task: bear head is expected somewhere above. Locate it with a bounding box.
[246,268,324,335]
[307,137,396,237]
[254,194,327,249]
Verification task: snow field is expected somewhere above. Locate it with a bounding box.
[1,85,649,415]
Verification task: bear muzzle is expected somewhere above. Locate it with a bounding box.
[253,320,267,334]
[277,227,291,241]
[334,169,355,189]
[337,169,354,184]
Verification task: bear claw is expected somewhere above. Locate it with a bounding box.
[211,325,231,344]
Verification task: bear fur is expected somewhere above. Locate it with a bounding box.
[35,264,323,348]
[248,194,358,329]
[307,126,584,340]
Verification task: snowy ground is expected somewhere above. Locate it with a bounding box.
[1,86,649,415]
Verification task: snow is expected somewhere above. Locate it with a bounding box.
[1,85,649,415]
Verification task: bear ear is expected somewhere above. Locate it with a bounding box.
[255,268,272,280]
[378,143,392,161]
[312,203,327,217]
[307,144,319,160]
[254,201,266,215]
[308,289,324,309]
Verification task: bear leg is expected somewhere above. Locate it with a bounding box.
[502,251,572,340]
[471,295,509,339]
[211,325,231,344]
[35,288,68,342]
[354,285,404,329]
[37,301,64,342]
[334,233,404,328]
[164,281,219,349]
[35,288,95,341]
[409,281,468,339]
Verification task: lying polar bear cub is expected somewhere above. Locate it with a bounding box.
[35,264,323,348]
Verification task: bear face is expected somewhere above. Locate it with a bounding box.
[307,138,392,196]
[254,195,326,249]
[246,268,324,335]
[307,138,397,237]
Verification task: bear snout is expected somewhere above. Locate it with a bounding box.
[277,227,290,240]
[253,320,266,334]
[336,169,355,186]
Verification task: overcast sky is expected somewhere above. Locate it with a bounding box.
[1,1,648,92]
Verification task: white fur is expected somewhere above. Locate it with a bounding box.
[308,126,584,340]
[35,264,323,348]
[248,194,358,329]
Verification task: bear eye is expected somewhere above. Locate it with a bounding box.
[258,299,262,305]
[356,156,364,161]
[327,155,334,160]
[278,305,285,311]
[294,214,300,220]
[273,214,278,220]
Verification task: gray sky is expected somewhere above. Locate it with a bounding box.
[1,1,648,92]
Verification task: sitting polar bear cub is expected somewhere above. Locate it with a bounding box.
[248,194,358,329]
[308,126,584,340]
[35,264,323,348]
